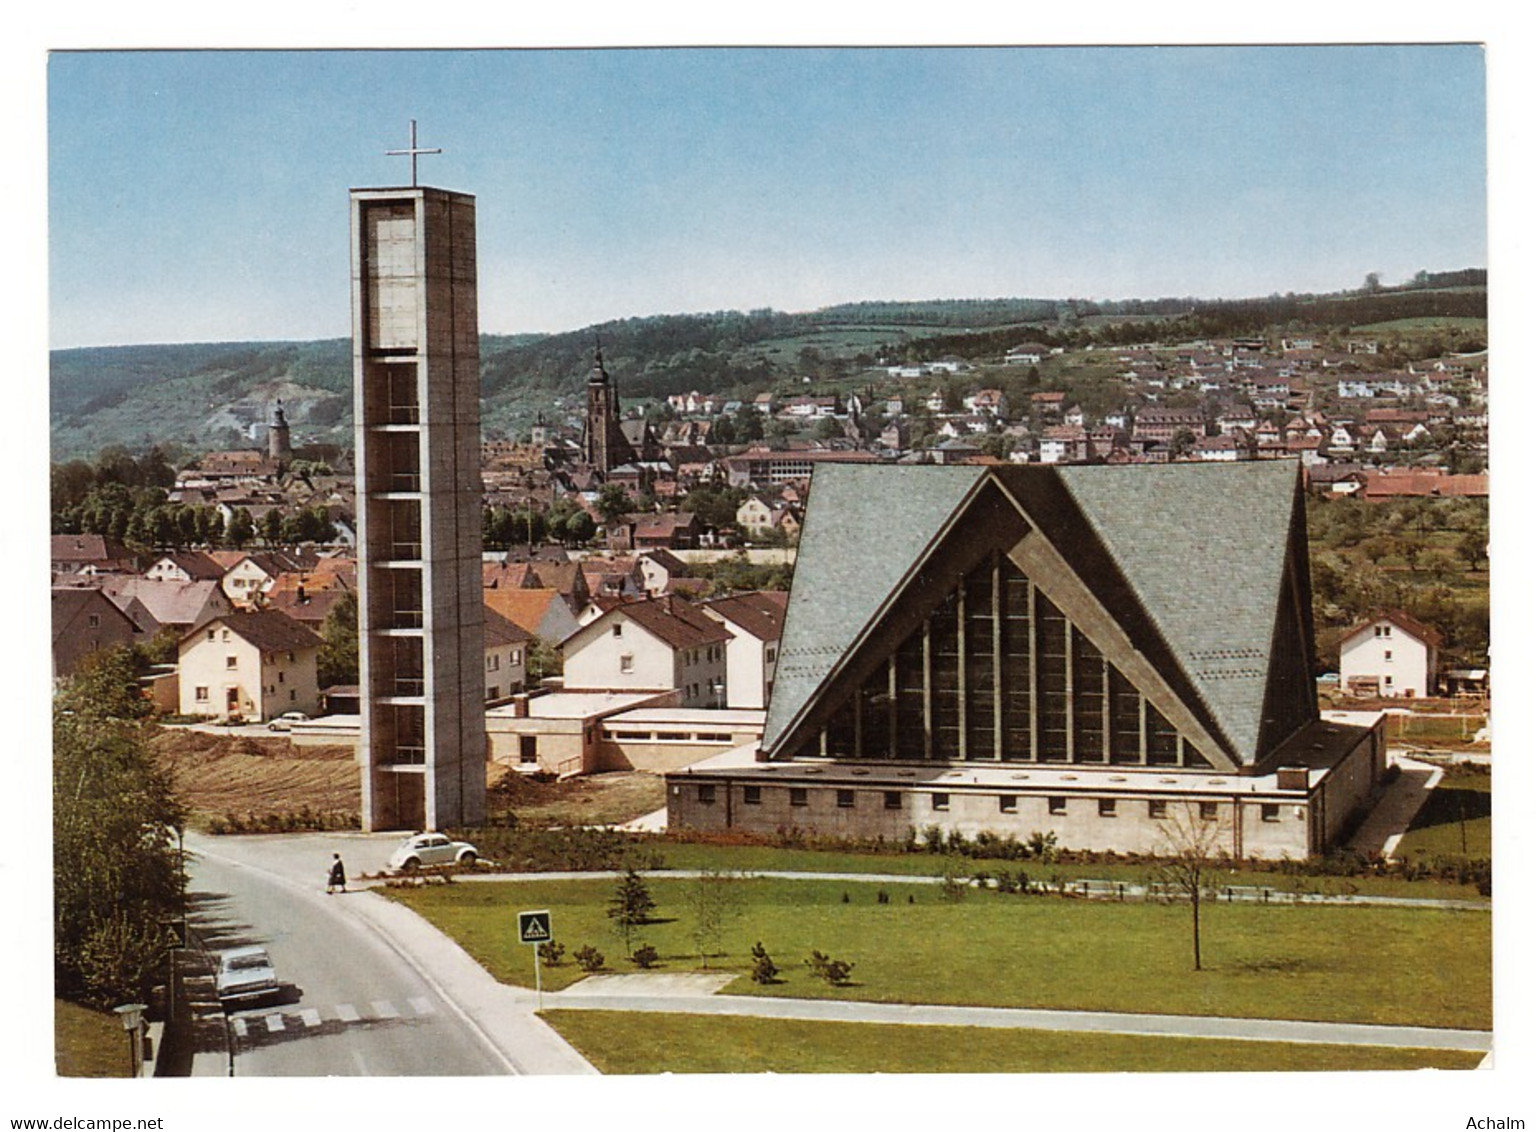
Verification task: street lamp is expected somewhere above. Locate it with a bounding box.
[114,1003,146,1078]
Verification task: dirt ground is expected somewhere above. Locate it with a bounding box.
[152,727,667,829]
[152,727,360,825]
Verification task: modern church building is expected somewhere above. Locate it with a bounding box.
[667,461,1385,860]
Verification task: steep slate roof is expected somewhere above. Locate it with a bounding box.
[1053,460,1302,765]
[763,466,986,748]
[763,461,1310,768]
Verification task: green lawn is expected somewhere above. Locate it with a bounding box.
[542,1010,1483,1074]
[54,1000,131,1078]
[1396,769,1492,861]
[387,876,1490,1030]
[649,841,1486,902]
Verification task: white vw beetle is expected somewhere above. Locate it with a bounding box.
[387,832,480,871]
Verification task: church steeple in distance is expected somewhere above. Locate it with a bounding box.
[269,399,293,460]
[583,335,636,475]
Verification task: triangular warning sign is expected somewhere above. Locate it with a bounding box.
[519,911,551,943]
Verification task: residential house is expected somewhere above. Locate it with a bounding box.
[561,595,731,708]
[51,534,138,577]
[701,590,789,709]
[177,609,322,721]
[51,587,142,680]
[483,608,532,703]
[485,587,583,650]
[1339,611,1441,699]
[98,577,234,638]
[144,551,227,583]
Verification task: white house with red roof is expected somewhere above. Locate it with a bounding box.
[1339,610,1442,699]
[562,595,731,707]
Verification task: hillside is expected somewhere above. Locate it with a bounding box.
[48,279,1486,461]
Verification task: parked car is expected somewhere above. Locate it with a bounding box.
[387,832,480,871]
[216,945,280,1007]
[266,711,310,732]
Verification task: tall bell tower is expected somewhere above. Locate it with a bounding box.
[351,124,486,831]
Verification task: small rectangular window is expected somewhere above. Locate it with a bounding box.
[194,686,209,702]
[1261,803,1280,823]
[999,795,1018,814]
[697,784,716,805]
[612,623,623,637]
[1148,799,1168,819]
[836,789,855,809]
[1048,796,1067,815]
[87,614,100,628]
[619,654,634,673]
[884,791,902,810]
[743,785,762,805]
[790,787,808,807]
[931,792,950,812]
[226,656,238,669]
[1098,798,1117,817]
[1199,801,1219,821]
[1384,650,1393,662]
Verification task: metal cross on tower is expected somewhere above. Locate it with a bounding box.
[386,119,443,187]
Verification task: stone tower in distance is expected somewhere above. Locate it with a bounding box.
[268,401,292,461]
[350,172,486,831]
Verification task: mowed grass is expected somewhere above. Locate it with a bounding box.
[387,877,1490,1030]
[1395,769,1492,861]
[55,1000,131,1077]
[541,1010,1484,1074]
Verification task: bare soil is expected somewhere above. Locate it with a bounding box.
[151,727,359,826]
[152,727,667,829]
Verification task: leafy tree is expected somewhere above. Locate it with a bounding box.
[54,648,186,1007]
[596,484,633,524]
[527,638,564,683]
[561,510,596,546]
[607,867,656,956]
[260,508,285,547]
[317,590,359,688]
[225,508,256,549]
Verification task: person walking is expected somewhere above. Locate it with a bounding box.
[327,852,347,894]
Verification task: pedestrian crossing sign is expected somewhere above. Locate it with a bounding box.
[517,910,552,944]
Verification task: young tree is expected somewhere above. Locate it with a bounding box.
[684,870,744,968]
[607,867,656,956]
[1152,801,1232,972]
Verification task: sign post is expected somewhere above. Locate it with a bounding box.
[517,910,553,1011]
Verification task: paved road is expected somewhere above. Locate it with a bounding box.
[188,839,511,1076]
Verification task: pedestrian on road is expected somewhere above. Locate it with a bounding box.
[327,852,347,894]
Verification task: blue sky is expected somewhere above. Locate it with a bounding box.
[47,45,1487,348]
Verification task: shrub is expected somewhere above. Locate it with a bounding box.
[574,945,606,973]
[749,941,779,984]
[805,949,855,986]
[630,944,660,969]
[538,941,566,968]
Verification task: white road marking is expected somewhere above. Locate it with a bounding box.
[265,1013,285,1033]
[300,1008,322,1028]
[409,996,436,1016]
[334,1003,360,1023]
[231,1017,247,1038]
[371,999,399,1020]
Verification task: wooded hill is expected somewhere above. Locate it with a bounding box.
[49,274,1486,461]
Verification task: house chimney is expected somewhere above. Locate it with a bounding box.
[511,693,530,719]
[1276,766,1310,791]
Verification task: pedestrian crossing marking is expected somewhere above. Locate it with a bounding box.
[229,999,432,1039]
[409,996,436,1016]
[300,1008,322,1028]
[265,1013,285,1033]
[371,1000,399,1020]
[335,1003,361,1023]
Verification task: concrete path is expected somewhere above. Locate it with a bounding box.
[544,987,1492,1053]
[1348,755,1443,859]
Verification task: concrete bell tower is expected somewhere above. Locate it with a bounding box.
[351,123,486,831]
